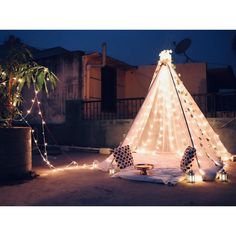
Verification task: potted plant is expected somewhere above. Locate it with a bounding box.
[0,36,57,180]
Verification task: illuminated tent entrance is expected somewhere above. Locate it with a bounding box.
[99,50,232,184]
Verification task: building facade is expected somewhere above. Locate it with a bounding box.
[33,47,84,123]
[33,46,207,123]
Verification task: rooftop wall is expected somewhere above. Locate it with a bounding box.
[124,63,207,98]
[46,118,236,156]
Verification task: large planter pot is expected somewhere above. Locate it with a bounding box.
[0,127,32,180]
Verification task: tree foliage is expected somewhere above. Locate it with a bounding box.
[0,36,58,127]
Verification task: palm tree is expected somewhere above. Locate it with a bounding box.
[0,36,57,126]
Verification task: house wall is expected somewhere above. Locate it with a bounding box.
[117,69,126,99]
[124,65,154,98]
[83,54,126,100]
[85,67,126,100]
[176,63,207,94]
[37,54,82,124]
[89,67,101,100]
[124,63,207,98]
[30,56,206,124]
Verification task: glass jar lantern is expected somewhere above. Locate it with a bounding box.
[219,169,228,182]
[187,170,195,183]
[92,160,99,169]
[109,167,116,175]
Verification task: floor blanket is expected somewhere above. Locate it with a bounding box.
[112,167,185,185]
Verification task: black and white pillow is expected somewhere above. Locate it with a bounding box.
[180,146,196,172]
[113,145,134,169]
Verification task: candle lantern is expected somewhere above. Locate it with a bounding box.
[92,160,99,169]
[109,168,116,175]
[187,170,195,183]
[219,169,228,182]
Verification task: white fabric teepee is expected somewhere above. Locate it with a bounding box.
[99,50,232,180]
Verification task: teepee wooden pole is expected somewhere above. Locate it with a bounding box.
[167,65,201,169]
[167,65,194,147]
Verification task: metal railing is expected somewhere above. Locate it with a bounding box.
[82,97,144,120]
[81,93,236,120]
[192,93,236,117]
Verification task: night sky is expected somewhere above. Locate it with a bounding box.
[0,30,236,72]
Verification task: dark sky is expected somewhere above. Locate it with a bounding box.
[0,30,236,72]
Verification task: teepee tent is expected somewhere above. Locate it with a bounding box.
[99,50,232,182]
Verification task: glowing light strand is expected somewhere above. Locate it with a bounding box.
[181,94,222,166]
[167,65,201,170]
[0,75,86,171]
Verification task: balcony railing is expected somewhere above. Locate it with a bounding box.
[82,97,144,120]
[81,93,236,120]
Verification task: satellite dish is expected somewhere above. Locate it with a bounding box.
[173,38,193,62]
[174,38,191,54]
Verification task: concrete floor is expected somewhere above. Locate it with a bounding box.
[0,151,236,206]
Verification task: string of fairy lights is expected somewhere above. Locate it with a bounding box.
[0,76,100,172]
[119,50,231,183]
[172,67,230,166]
[0,53,232,182]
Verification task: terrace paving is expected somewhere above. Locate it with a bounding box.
[0,151,236,206]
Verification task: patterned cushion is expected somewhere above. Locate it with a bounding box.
[180,146,196,172]
[113,145,134,169]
